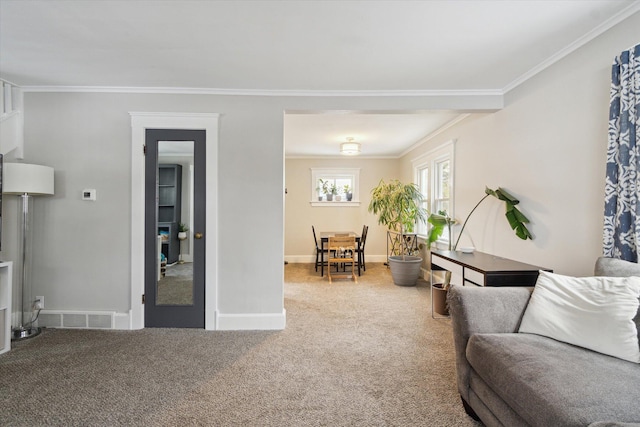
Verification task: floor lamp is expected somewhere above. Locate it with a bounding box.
[4,163,55,340]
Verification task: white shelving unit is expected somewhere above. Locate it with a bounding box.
[0,261,13,354]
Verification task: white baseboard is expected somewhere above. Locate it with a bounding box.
[216,309,286,330]
[36,309,287,331]
[37,310,131,330]
[285,255,388,263]
[285,255,316,263]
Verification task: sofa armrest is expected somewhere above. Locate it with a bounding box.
[594,256,640,277]
[447,284,533,401]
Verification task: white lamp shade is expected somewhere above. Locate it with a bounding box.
[3,163,55,195]
[340,142,361,155]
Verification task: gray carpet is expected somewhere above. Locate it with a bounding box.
[0,263,481,426]
[157,262,193,305]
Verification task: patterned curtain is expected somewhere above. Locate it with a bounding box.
[603,44,640,261]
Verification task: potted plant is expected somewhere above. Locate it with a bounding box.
[316,185,323,201]
[344,184,352,201]
[318,179,332,201]
[427,211,456,315]
[453,186,532,248]
[330,183,339,201]
[178,222,189,240]
[368,179,427,286]
[426,187,533,314]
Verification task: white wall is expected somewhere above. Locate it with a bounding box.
[4,93,287,319]
[3,90,498,326]
[284,157,400,262]
[400,12,640,276]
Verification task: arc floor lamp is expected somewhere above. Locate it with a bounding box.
[4,162,54,340]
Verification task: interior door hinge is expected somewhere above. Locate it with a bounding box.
[143,145,146,155]
[142,294,145,304]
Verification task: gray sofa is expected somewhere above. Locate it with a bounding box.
[447,257,640,427]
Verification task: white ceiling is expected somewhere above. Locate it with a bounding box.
[1,0,638,157]
[285,111,463,157]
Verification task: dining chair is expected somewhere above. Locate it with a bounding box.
[356,225,369,272]
[327,235,357,283]
[342,225,367,275]
[312,226,326,272]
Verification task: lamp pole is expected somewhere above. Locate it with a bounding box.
[12,193,39,340]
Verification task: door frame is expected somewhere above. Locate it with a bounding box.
[130,112,219,330]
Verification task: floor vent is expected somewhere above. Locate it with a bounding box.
[63,314,87,328]
[88,314,112,328]
[37,311,116,330]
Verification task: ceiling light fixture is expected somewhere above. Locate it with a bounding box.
[340,137,361,156]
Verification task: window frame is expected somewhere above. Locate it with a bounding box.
[412,140,455,242]
[310,168,360,207]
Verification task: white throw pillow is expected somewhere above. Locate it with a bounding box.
[519,270,640,363]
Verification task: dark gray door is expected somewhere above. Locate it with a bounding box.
[145,129,206,328]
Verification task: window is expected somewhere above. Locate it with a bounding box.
[310,168,360,206]
[413,141,455,241]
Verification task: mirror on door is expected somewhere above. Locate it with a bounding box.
[156,140,194,306]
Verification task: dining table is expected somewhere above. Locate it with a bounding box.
[319,231,361,277]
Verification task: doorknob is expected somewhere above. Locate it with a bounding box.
[194,232,203,239]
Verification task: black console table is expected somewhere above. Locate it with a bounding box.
[431,250,551,288]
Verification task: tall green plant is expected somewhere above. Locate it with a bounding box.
[368,179,427,259]
[454,187,532,250]
[427,187,532,251]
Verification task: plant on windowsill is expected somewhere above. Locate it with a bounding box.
[368,179,427,286]
[331,183,340,201]
[319,179,332,201]
[344,184,352,201]
[426,187,533,314]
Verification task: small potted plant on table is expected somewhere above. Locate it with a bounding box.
[177,223,189,264]
[178,222,189,240]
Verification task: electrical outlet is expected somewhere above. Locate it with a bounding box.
[35,296,44,309]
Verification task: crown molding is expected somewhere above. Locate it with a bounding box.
[285,155,398,160]
[21,85,503,98]
[0,77,20,87]
[503,1,640,94]
[129,111,220,118]
[398,114,470,158]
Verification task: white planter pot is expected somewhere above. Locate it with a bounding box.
[178,232,187,240]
